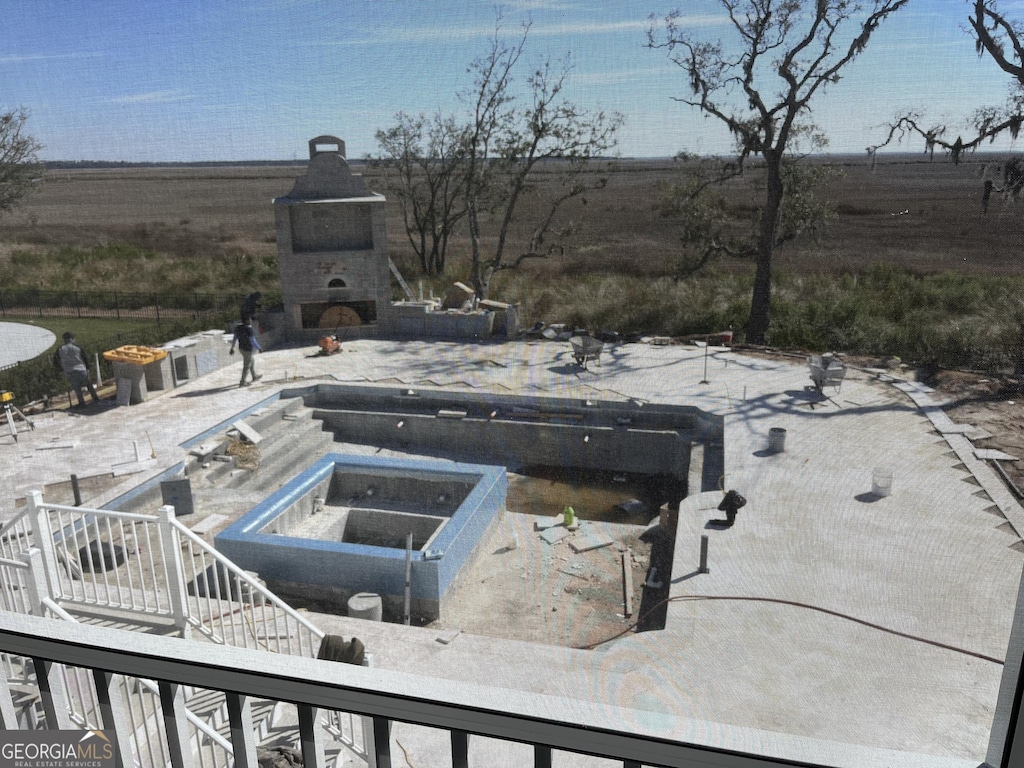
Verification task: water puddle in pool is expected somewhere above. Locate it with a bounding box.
[507,466,678,524]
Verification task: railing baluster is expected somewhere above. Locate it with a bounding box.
[149,519,167,614]
[158,680,195,768]
[132,518,147,605]
[123,519,139,607]
[0,671,18,728]
[226,692,258,768]
[298,704,327,768]
[451,729,469,768]
[99,516,114,606]
[248,589,261,651]
[107,517,126,607]
[63,665,88,725]
[93,670,134,768]
[27,492,60,600]
[158,506,191,638]
[142,520,157,613]
[87,514,103,602]
[130,677,165,768]
[534,743,552,768]
[32,657,72,729]
[123,677,148,768]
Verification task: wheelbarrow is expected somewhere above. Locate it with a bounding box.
[807,354,846,393]
[570,335,604,369]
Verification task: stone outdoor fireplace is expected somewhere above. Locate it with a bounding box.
[274,136,392,340]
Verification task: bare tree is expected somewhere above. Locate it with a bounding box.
[373,16,622,298]
[649,0,908,344]
[0,109,43,214]
[373,112,469,277]
[462,24,623,299]
[871,1,1024,163]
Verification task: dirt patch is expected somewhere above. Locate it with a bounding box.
[431,509,656,650]
[13,470,126,508]
[919,367,1024,492]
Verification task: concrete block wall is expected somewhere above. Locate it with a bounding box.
[423,309,494,340]
[314,410,690,476]
[343,508,447,549]
[111,361,148,404]
[301,383,722,492]
[328,471,471,513]
[260,474,333,537]
[143,356,172,393]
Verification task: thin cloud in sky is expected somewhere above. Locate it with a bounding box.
[0,52,104,65]
[574,67,674,86]
[325,17,726,47]
[873,38,978,53]
[502,0,579,10]
[528,19,681,36]
[107,90,193,105]
[321,26,495,46]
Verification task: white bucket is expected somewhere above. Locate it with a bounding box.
[347,592,383,622]
[768,427,787,454]
[872,468,894,498]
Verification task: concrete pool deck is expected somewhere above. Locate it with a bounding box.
[0,337,1020,766]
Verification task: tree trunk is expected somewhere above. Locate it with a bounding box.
[467,204,490,299]
[746,153,784,344]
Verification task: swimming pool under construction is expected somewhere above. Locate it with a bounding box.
[110,382,725,622]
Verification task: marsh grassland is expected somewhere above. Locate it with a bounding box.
[2,155,1023,369]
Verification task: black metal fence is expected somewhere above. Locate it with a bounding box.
[0,289,240,322]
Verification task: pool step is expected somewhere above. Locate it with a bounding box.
[222,415,334,491]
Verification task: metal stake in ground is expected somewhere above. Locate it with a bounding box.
[700,336,710,385]
[404,532,413,626]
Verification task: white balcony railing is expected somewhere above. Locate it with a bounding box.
[0,492,326,654]
[0,493,370,766]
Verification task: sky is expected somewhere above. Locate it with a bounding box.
[4,0,1024,162]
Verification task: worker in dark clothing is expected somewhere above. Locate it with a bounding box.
[229,317,262,387]
[53,332,99,407]
[240,292,262,323]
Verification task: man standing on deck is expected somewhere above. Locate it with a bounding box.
[229,317,262,387]
[53,332,99,407]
